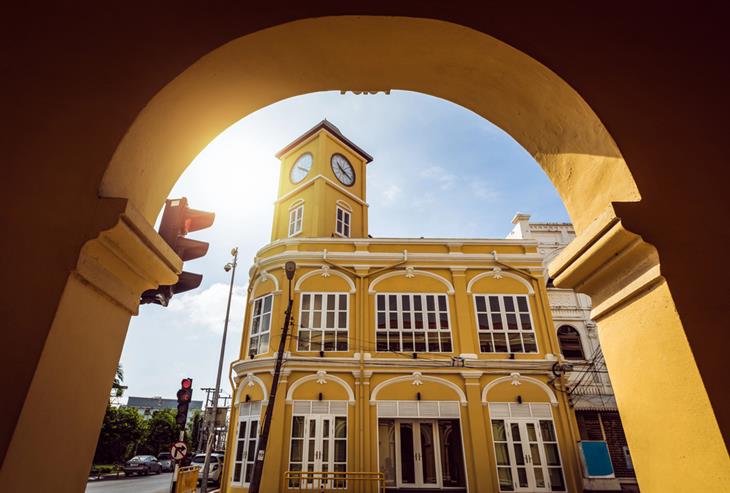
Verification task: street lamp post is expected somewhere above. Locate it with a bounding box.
[200,247,238,493]
[248,260,296,493]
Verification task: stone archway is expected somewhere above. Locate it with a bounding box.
[3,14,728,493]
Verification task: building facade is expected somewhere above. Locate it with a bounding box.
[221,121,591,492]
[508,217,638,493]
[124,396,204,423]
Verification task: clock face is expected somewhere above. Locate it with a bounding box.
[331,153,355,186]
[290,153,313,184]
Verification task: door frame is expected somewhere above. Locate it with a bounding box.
[394,419,444,489]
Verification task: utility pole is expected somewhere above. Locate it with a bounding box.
[200,247,238,493]
[248,261,296,493]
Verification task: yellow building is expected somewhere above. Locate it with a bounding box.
[222,121,586,492]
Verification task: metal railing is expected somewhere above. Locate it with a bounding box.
[284,471,386,492]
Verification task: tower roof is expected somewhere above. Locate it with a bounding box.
[275,119,374,163]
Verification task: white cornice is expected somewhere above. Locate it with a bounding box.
[231,356,558,377]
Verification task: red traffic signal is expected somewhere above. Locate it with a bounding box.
[141,197,214,306]
[176,377,194,428]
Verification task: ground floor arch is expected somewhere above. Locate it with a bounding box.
[3,11,729,493]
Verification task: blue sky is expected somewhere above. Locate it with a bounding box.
[118,91,569,405]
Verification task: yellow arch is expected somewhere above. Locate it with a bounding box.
[99,16,637,235]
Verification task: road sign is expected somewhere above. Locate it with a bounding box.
[170,441,188,461]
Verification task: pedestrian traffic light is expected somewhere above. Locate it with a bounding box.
[141,197,215,306]
[176,378,194,428]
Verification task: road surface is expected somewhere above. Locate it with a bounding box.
[86,473,173,493]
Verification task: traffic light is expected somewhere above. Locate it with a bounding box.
[176,378,193,428]
[141,197,215,306]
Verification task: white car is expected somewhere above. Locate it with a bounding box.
[193,453,225,485]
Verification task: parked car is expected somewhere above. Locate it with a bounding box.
[192,453,225,485]
[123,455,162,476]
[157,452,173,472]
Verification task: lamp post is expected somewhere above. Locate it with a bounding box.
[200,247,238,493]
[248,260,296,493]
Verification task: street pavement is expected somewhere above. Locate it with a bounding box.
[86,473,174,493]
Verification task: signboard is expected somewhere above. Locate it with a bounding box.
[204,406,229,427]
[170,441,188,461]
[177,466,200,493]
[579,440,615,478]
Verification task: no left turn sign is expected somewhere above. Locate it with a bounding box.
[170,441,188,461]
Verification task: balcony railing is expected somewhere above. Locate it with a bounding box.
[284,471,386,492]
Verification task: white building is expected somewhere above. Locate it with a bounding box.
[509,213,639,493]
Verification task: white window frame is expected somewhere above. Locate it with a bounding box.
[249,294,273,356]
[232,401,262,486]
[488,403,566,492]
[473,294,538,354]
[289,202,304,237]
[335,206,351,238]
[375,293,453,353]
[297,292,349,352]
[288,401,348,489]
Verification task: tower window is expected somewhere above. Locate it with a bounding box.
[336,206,351,237]
[557,325,585,360]
[473,294,538,353]
[288,203,303,237]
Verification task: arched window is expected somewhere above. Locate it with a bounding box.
[557,325,585,360]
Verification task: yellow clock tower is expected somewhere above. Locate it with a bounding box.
[270,120,372,241]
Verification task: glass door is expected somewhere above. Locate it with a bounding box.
[289,415,348,489]
[395,420,442,488]
[491,418,566,492]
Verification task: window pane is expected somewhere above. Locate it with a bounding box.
[479,333,493,352]
[440,333,452,352]
[335,441,346,462]
[302,294,310,310]
[388,295,397,311]
[335,417,347,438]
[377,312,385,329]
[438,295,447,311]
[489,296,500,311]
[504,297,515,312]
[377,332,388,351]
[314,294,322,310]
[263,295,272,313]
[517,296,528,312]
[549,468,566,491]
[520,314,532,330]
[297,330,310,351]
[497,468,514,491]
[478,314,489,331]
[491,420,506,441]
[377,295,385,310]
[326,311,335,328]
[508,332,523,353]
[426,296,435,311]
[233,464,242,482]
[493,333,507,352]
[261,313,271,332]
[476,296,486,312]
[439,312,449,329]
[290,440,303,461]
[414,296,422,311]
[523,333,537,353]
[428,333,440,352]
[506,314,518,330]
[544,444,560,465]
[492,314,503,330]
[401,295,410,310]
[540,420,557,441]
[339,294,347,307]
[323,331,335,351]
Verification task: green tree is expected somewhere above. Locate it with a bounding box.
[93,406,144,465]
[139,409,178,455]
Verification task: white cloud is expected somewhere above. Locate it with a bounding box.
[382,183,402,205]
[469,179,500,201]
[168,282,247,333]
[420,165,457,191]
